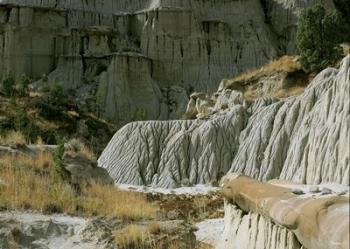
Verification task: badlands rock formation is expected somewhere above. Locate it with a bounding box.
[99,55,350,188]
[220,174,349,249]
[0,0,333,124]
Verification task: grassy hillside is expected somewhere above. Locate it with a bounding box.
[0,79,116,153]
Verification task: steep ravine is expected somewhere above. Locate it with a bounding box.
[99,55,350,188]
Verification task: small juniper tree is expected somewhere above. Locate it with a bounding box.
[53,138,70,182]
[296,4,348,72]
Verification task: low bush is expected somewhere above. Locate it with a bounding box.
[0,74,16,97]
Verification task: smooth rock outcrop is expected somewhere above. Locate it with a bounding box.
[220,174,349,249]
[0,0,329,124]
[99,55,350,187]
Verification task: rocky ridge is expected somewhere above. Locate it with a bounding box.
[0,0,332,125]
[99,55,350,188]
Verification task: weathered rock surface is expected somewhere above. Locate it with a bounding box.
[220,174,349,249]
[0,212,116,249]
[99,55,350,187]
[63,151,113,184]
[219,204,303,249]
[0,0,329,125]
[0,212,199,249]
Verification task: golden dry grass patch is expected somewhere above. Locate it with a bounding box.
[231,56,300,84]
[148,222,161,235]
[0,130,27,146]
[0,153,159,220]
[115,225,152,249]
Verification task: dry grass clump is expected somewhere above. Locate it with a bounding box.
[0,130,26,146]
[0,159,77,213]
[231,56,300,84]
[196,243,214,249]
[66,138,96,161]
[82,181,158,220]
[148,222,161,234]
[0,153,158,220]
[115,225,152,249]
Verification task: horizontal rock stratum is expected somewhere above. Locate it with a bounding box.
[220,174,349,249]
[98,55,350,188]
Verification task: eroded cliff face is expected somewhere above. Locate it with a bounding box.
[99,55,350,188]
[0,0,327,125]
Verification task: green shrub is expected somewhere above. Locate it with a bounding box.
[15,75,31,97]
[48,82,65,106]
[133,108,147,121]
[14,107,40,143]
[24,122,40,144]
[14,108,29,131]
[1,74,16,96]
[53,138,70,182]
[34,97,65,120]
[296,4,349,72]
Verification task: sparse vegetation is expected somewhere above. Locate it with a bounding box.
[0,153,159,220]
[0,81,116,151]
[296,4,349,72]
[222,56,309,100]
[231,56,300,84]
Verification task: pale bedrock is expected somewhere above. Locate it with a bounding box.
[230,55,350,185]
[138,2,279,93]
[220,174,350,249]
[98,104,246,188]
[218,204,303,249]
[99,55,350,187]
[0,0,338,124]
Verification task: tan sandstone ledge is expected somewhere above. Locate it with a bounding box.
[221,174,349,249]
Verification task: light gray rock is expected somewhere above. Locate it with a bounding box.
[99,55,350,187]
[0,212,115,249]
[0,0,330,125]
[63,151,113,184]
[218,203,303,249]
[98,105,247,188]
